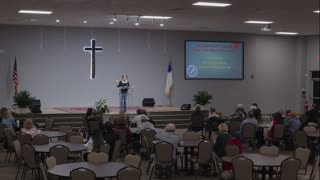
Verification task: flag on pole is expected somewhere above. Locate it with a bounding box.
[165,61,173,97]
[13,57,19,96]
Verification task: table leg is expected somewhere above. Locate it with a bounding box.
[184,147,188,170]
[261,166,266,180]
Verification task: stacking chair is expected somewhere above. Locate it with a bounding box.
[66,130,79,142]
[17,132,32,145]
[259,145,279,156]
[13,140,24,180]
[117,166,141,180]
[294,147,310,175]
[229,121,241,135]
[232,156,254,180]
[4,128,15,162]
[183,131,201,141]
[278,157,301,180]
[45,156,56,169]
[241,123,256,148]
[70,167,96,180]
[211,152,222,178]
[309,155,319,180]
[225,144,240,156]
[152,141,174,179]
[271,124,285,145]
[57,126,72,142]
[125,154,142,168]
[39,162,48,180]
[294,130,308,148]
[69,135,83,144]
[33,134,49,145]
[99,143,110,154]
[21,144,40,180]
[87,152,109,163]
[189,140,213,178]
[49,144,69,165]
[140,128,156,156]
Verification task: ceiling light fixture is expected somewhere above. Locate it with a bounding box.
[135,22,140,26]
[244,20,273,24]
[113,15,117,21]
[109,21,114,25]
[18,10,52,14]
[275,32,299,35]
[192,2,231,7]
[56,19,60,23]
[314,10,320,13]
[83,20,87,24]
[140,16,172,19]
[160,23,164,27]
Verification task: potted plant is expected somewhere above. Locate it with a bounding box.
[193,90,213,107]
[13,90,36,108]
[95,98,109,113]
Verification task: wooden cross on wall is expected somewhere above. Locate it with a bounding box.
[83,39,103,79]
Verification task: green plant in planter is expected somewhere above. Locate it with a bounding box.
[95,99,109,113]
[13,90,36,108]
[193,90,213,106]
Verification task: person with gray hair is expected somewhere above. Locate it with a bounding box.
[154,123,180,158]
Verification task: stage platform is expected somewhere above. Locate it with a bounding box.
[11,106,208,129]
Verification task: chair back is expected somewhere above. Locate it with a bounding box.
[183,131,201,141]
[117,167,141,180]
[99,143,110,154]
[190,114,204,129]
[229,121,241,134]
[197,140,213,164]
[45,156,57,169]
[66,131,79,142]
[279,157,301,180]
[211,152,221,175]
[21,144,38,168]
[4,128,15,151]
[13,140,22,162]
[70,167,96,180]
[140,128,156,154]
[232,156,254,180]
[69,135,83,144]
[309,155,319,180]
[39,162,48,180]
[273,124,285,139]
[49,144,70,165]
[303,126,317,134]
[112,140,121,161]
[58,126,72,133]
[115,129,127,145]
[241,123,256,139]
[124,154,142,168]
[225,144,240,156]
[0,123,6,139]
[294,147,310,171]
[87,152,109,163]
[259,145,279,156]
[294,130,308,148]
[33,134,49,145]
[17,132,32,145]
[155,141,173,163]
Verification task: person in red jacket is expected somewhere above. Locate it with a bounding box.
[268,112,284,138]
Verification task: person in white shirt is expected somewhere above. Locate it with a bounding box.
[131,109,149,127]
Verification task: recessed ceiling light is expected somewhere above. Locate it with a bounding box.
[275,32,298,35]
[56,19,60,23]
[113,18,117,21]
[244,20,273,24]
[135,22,140,26]
[314,10,320,13]
[140,16,172,19]
[192,2,231,7]
[109,21,114,25]
[29,19,40,22]
[83,20,87,24]
[18,10,52,14]
[160,23,164,27]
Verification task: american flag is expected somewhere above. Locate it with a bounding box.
[13,57,18,96]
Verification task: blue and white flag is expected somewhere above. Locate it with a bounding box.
[165,62,173,96]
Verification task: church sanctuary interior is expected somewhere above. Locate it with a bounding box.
[0,0,319,180]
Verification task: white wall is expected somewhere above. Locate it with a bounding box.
[0,25,319,114]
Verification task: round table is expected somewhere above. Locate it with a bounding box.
[40,131,66,138]
[48,162,128,178]
[34,143,87,153]
[222,153,290,167]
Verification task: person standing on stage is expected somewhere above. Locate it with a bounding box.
[117,74,130,112]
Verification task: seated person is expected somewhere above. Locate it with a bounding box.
[214,123,232,158]
[285,112,301,137]
[0,107,8,123]
[131,108,149,127]
[189,105,204,132]
[1,110,17,136]
[251,103,262,120]
[230,111,245,122]
[268,112,284,138]
[240,111,258,130]
[154,123,180,159]
[234,104,247,119]
[300,104,319,130]
[206,107,222,137]
[103,122,120,160]
[21,119,41,137]
[135,118,155,134]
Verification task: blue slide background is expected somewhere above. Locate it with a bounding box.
[185,41,244,79]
